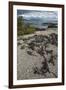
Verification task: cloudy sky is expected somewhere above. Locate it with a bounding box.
[17,10,58,21]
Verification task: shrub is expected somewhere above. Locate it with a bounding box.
[17,16,36,36]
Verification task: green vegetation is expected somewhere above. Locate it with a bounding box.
[17,16,36,36]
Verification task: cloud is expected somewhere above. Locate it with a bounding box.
[18,10,58,20]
